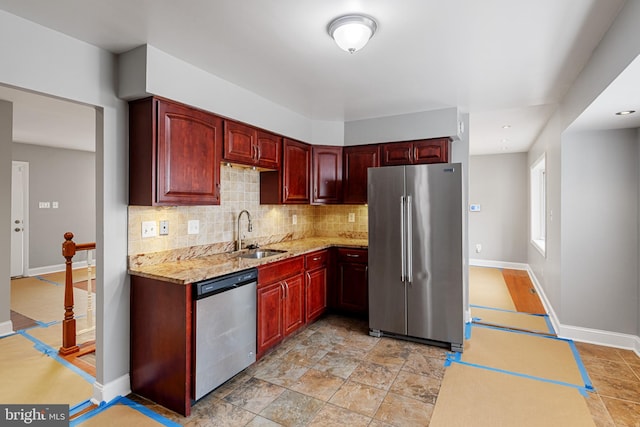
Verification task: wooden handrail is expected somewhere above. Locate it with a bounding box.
[59,232,96,356]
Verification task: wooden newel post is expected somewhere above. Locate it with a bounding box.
[60,232,79,355]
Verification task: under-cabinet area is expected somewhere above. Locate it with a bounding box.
[129,238,367,416]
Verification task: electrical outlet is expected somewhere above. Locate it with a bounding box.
[348,213,355,223]
[292,215,297,225]
[142,221,157,238]
[188,219,199,235]
[39,202,50,209]
[159,220,169,236]
[475,243,482,253]
[52,201,59,209]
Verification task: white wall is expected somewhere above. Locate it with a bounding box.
[470,153,528,264]
[561,129,638,334]
[0,100,12,336]
[0,10,129,402]
[528,0,640,348]
[12,143,96,270]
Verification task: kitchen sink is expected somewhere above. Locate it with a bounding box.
[238,249,287,259]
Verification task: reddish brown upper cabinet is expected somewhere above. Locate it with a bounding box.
[381,138,450,166]
[312,146,343,204]
[260,138,311,204]
[223,120,281,170]
[129,97,223,206]
[342,144,381,204]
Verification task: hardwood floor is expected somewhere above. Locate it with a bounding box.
[502,269,546,314]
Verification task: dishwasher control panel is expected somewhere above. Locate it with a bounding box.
[193,268,258,299]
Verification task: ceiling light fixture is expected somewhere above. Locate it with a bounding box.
[328,14,377,54]
[615,110,636,116]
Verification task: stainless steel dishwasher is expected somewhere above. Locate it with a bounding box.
[193,268,257,401]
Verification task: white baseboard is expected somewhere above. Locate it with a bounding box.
[469,258,529,270]
[91,374,131,405]
[26,260,94,277]
[0,320,14,337]
[558,324,640,355]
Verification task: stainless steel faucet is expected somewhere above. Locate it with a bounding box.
[236,210,253,251]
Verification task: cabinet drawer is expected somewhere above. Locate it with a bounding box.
[305,250,328,270]
[258,256,304,286]
[337,248,368,264]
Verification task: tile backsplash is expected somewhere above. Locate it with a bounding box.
[128,166,368,256]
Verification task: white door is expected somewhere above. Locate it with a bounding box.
[11,161,28,278]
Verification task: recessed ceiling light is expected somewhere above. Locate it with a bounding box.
[615,110,636,116]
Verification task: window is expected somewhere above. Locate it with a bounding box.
[530,154,546,256]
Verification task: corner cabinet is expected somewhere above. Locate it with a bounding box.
[381,138,450,166]
[336,248,369,316]
[343,144,380,204]
[312,146,343,204]
[223,120,281,170]
[129,97,223,206]
[260,138,311,204]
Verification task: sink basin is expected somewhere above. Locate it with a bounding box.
[238,249,287,259]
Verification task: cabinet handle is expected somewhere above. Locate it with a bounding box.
[252,145,258,161]
[312,257,321,261]
[346,253,360,258]
[284,186,289,200]
[283,281,289,299]
[257,145,262,161]
[306,272,311,282]
[280,282,286,300]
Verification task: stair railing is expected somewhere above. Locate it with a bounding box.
[59,232,96,356]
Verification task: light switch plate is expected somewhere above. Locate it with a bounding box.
[188,219,199,235]
[142,221,157,238]
[348,213,355,223]
[292,215,297,225]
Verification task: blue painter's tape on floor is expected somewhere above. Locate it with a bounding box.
[448,357,591,396]
[17,329,95,384]
[465,322,472,340]
[35,275,63,286]
[464,323,594,393]
[119,396,182,426]
[70,396,181,427]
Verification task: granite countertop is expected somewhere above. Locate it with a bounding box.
[128,237,368,285]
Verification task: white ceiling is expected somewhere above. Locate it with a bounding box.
[0,0,635,155]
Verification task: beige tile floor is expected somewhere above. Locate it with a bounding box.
[131,315,449,426]
[126,313,640,427]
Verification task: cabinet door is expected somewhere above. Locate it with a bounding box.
[306,267,327,323]
[282,139,311,204]
[338,262,369,315]
[343,145,380,204]
[312,146,343,204]
[381,141,413,166]
[413,138,450,164]
[224,120,257,165]
[283,273,305,336]
[157,100,222,205]
[256,131,281,170]
[257,282,284,356]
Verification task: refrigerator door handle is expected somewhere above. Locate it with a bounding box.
[400,196,406,282]
[406,195,413,283]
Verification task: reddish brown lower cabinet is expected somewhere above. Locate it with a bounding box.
[257,256,305,358]
[305,250,328,322]
[336,248,369,316]
[130,276,193,416]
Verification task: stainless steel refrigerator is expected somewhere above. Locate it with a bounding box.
[368,163,463,352]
